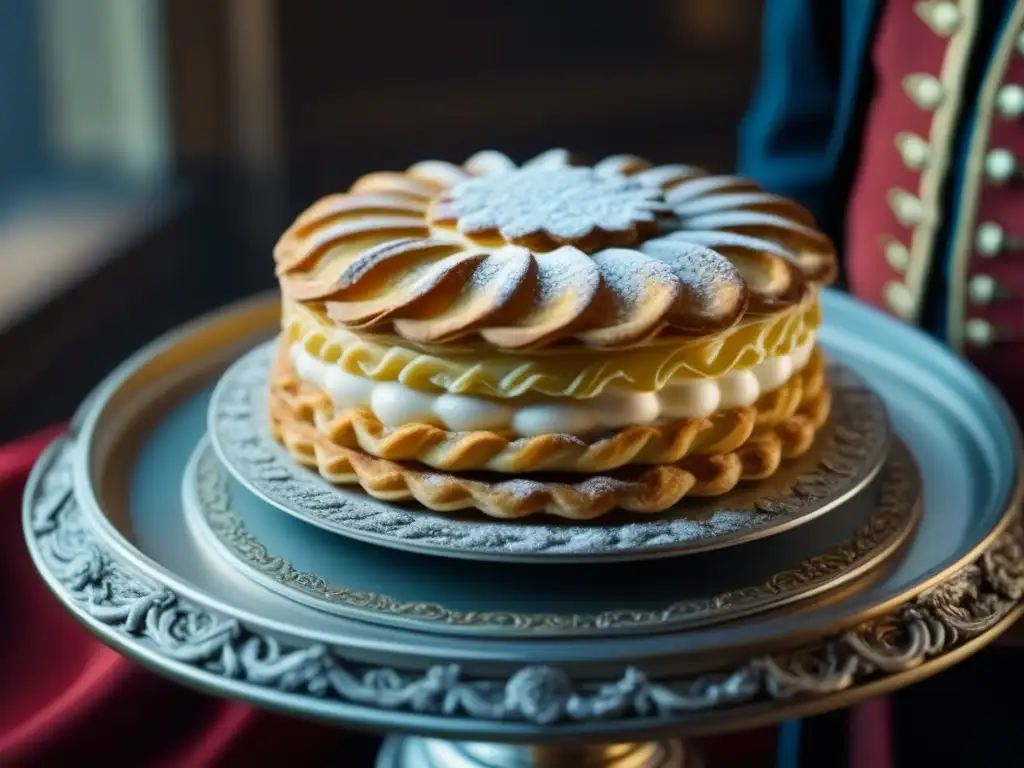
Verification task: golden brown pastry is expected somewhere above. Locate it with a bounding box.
[270,149,836,519]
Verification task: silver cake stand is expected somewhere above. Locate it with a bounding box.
[23,290,1024,768]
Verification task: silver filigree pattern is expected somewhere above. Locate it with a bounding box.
[193,439,919,634]
[26,436,1024,728]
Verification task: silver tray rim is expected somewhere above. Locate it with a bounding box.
[23,289,1024,740]
[57,291,1024,664]
[184,434,920,637]
[24,432,1024,741]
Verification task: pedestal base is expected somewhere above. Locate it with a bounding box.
[376,738,693,768]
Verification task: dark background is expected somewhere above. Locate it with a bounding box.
[0,0,763,439]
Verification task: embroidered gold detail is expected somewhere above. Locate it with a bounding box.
[882,238,911,272]
[967,274,1005,305]
[895,132,932,170]
[883,281,915,319]
[887,189,926,227]
[914,1,963,36]
[984,148,1019,183]
[946,1,1024,351]
[965,318,999,347]
[903,74,945,110]
[996,83,1024,119]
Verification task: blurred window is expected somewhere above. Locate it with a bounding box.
[0,0,171,325]
[1,0,170,203]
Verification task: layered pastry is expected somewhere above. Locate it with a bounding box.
[270,149,836,520]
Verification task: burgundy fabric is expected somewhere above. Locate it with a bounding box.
[843,1,1024,418]
[840,2,1024,762]
[3,426,778,766]
[1,426,378,767]
[849,697,891,768]
[843,0,948,313]
[840,6,947,765]
[958,34,1024,416]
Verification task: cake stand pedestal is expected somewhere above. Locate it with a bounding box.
[376,739,689,768]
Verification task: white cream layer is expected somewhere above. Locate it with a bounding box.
[290,337,815,438]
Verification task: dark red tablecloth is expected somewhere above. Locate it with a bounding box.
[3,426,871,767]
[1,426,384,767]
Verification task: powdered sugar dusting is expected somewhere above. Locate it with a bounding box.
[442,166,665,242]
[521,148,574,169]
[639,239,741,307]
[463,150,517,176]
[532,247,600,303]
[591,248,677,301]
[463,246,531,306]
[289,148,835,346]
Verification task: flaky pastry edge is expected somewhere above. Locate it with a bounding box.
[272,337,826,473]
[269,365,831,521]
[284,297,820,398]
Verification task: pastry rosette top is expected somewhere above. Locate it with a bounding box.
[276,148,835,351]
[270,149,836,519]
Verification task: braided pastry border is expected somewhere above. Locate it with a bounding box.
[269,367,832,522]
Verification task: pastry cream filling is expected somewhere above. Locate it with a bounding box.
[290,336,815,438]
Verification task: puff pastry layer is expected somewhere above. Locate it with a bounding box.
[270,345,831,519]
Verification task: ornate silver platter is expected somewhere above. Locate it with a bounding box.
[23,291,1024,768]
[184,435,919,636]
[208,342,890,563]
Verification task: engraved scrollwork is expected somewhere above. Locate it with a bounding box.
[194,440,919,632]
[28,434,1024,729]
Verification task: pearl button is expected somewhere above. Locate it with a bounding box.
[976,222,1005,256]
[968,275,1001,305]
[914,2,962,36]
[903,74,945,110]
[883,281,915,319]
[997,84,1024,119]
[895,132,931,170]
[984,148,1018,182]
[883,239,911,271]
[887,188,925,227]
[965,318,997,347]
